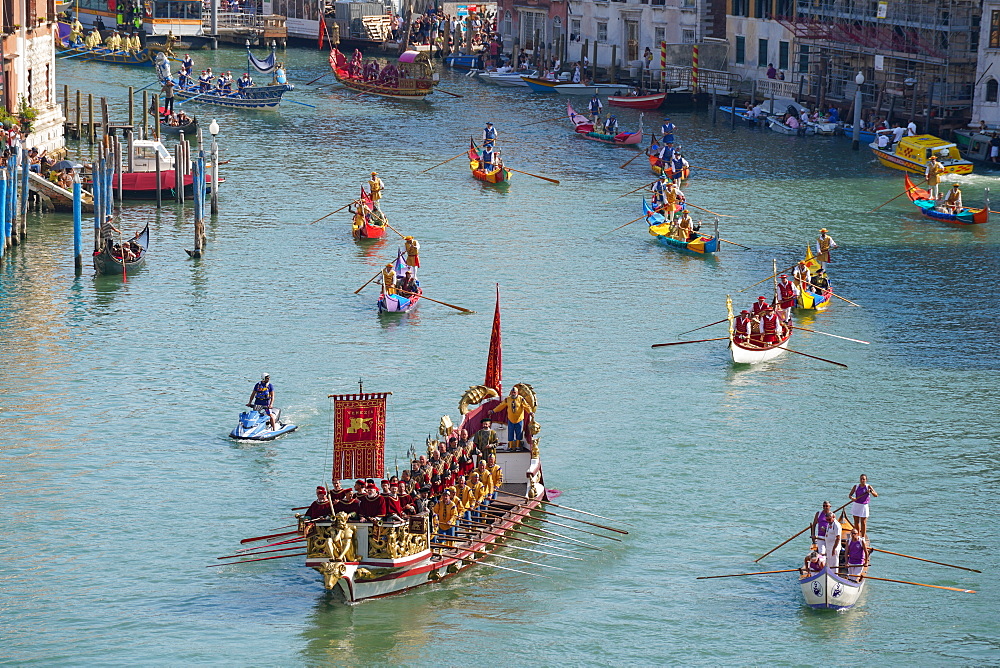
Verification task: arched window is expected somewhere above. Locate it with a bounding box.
[987,78,999,103]
[502,10,511,36]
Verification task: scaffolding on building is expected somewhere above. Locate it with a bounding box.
[776,0,980,131]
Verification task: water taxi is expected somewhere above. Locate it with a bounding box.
[869,134,973,175]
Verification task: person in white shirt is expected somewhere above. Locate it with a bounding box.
[906,120,917,136]
[876,132,890,149]
[822,511,842,564]
[891,123,905,144]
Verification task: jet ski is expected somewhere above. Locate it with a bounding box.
[229,407,297,440]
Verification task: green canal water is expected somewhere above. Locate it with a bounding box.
[2,46,999,665]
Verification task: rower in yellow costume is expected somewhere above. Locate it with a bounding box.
[382,263,396,295]
[106,31,122,51]
[84,28,102,49]
[493,386,529,451]
[467,472,487,519]
[404,236,420,275]
[676,211,693,241]
[434,490,459,537]
[368,171,384,209]
[69,19,84,44]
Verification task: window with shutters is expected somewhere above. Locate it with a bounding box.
[757,38,768,67]
[597,21,607,43]
[991,10,1000,48]
[778,40,789,70]
[654,27,665,45]
[735,35,745,64]
[986,78,998,103]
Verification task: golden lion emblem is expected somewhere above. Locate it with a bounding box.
[347,416,373,434]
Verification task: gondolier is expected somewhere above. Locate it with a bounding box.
[792,260,811,290]
[161,78,175,115]
[368,171,384,208]
[733,310,752,343]
[588,94,603,123]
[759,306,781,344]
[404,236,420,272]
[943,183,962,213]
[481,144,495,171]
[482,122,497,147]
[658,142,674,165]
[100,215,120,249]
[925,155,946,200]
[776,275,798,320]
[492,386,529,451]
[661,117,676,144]
[247,373,278,432]
[817,228,837,266]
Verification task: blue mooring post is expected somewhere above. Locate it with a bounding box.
[104,159,113,218]
[6,160,14,243]
[93,162,102,252]
[19,148,28,242]
[73,177,83,274]
[0,170,7,257]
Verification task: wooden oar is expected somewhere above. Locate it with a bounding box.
[651,337,729,348]
[455,523,584,560]
[430,545,549,578]
[597,213,648,238]
[784,347,848,368]
[739,261,801,292]
[620,150,644,169]
[867,178,927,213]
[478,507,604,549]
[791,326,870,344]
[482,508,621,542]
[236,537,304,552]
[861,575,976,593]
[871,548,981,573]
[676,319,729,337]
[354,268,383,294]
[240,529,299,544]
[755,501,852,562]
[508,504,628,534]
[218,545,305,560]
[383,220,406,238]
[697,569,801,580]
[304,72,329,85]
[207,552,306,567]
[506,167,559,184]
[830,291,862,307]
[308,201,353,225]
[431,538,563,570]
[496,491,631,526]
[436,89,464,98]
[419,150,468,174]
[458,519,585,555]
[719,238,751,250]
[608,180,657,202]
[685,201,735,217]
[463,517,602,551]
[397,290,474,313]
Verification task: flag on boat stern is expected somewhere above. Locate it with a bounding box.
[484,284,502,395]
[331,393,389,479]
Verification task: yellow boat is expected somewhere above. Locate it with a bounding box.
[869,134,973,175]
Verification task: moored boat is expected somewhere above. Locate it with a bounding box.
[468,138,511,184]
[93,224,150,276]
[553,83,628,96]
[766,116,817,136]
[644,199,717,254]
[521,76,561,93]
[103,139,217,199]
[477,69,536,87]
[609,92,665,110]
[567,102,643,146]
[444,53,484,70]
[330,48,437,101]
[870,134,973,175]
[903,173,989,224]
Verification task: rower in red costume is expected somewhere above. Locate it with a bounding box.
[357,484,387,521]
[751,295,770,316]
[733,309,752,343]
[776,274,798,320]
[334,489,360,519]
[306,486,334,519]
[759,306,782,344]
[382,484,404,520]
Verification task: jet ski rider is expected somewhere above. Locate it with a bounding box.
[247,373,277,432]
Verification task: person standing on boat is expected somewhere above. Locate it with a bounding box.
[161,78,175,115]
[306,486,334,520]
[603,114,618,135]
[657,142,674,167]
[792,260,811,292]
[821,510,843,564]
[473,417,498,459]
[776,274,799,320]
[751,295,770,317]
[906,119,917,136]
[733,309,752,343]
[492,386,529,451]
[238,73,254,92]
[69,18,84,44]
[435,489,459,537]
[816,228,837,266]
[198,70,211,92]
[368,171,384,209]
[485,454,503,500]
[247,373,278,432]
[482,122,497,148]
[381,263,397,295]
[572,63,582,83]
[182,54,194,75]
[925,155,946,200]
[810,500,833,550]
[845,529,867,578]
[404,236,420,275]
[759,305,781,344]
[588,94,603,124]
[849,474,877,538]
[650,174,668,210]
[944,183,963,213]
[100,214,120,250]
[661,118,676,144]
[671,153,688,180]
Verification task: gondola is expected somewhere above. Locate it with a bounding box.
[795,247,832,312]
[567,102,643,146]
[903,173,989,224]
[352,192,388,240]
[157,107,199,136]
[468,138,511,184]
[378,250,421,313]
[643,199,718,254]
[728,298,791,364]
[93,224,149,276]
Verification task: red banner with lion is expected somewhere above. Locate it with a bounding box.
[331,393,389,480]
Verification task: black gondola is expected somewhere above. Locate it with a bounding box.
[93,224,150,276]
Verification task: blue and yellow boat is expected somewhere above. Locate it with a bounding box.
[643,199,719,254]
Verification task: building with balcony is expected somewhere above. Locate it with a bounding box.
[726,0,797,81]
[1,0,64,151]
[496,0,568,59]
[972,0,1000,127]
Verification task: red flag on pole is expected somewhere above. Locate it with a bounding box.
[318,16,326,50]
[484,284,502,395]
[331,392,389,480]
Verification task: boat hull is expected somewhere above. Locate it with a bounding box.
[378,288,421,313]
[521,76,561,92]
[796,287,832,311]
[903,173,989,224]
[554,83,627,96]
[729,324,791,364]
[93,224,150,276]
[57,40,153,65]
[469,141,511,184]
[171,83,294,109]
[609,93,665,110]
[444,54,484,70]
[799,566,865,610]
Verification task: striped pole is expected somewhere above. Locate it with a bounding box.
[692,44,699,92]
[73,177,82,273]
[660,41,666,90]
[0,171,7,256]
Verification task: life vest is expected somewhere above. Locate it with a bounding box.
[253,382,271,403]
[484,126,496,140]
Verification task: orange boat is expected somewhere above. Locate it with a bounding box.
[468,139,511,185]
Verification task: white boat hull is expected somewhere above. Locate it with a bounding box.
[767,117,817,135]
[730,339,788,364]
[799,566,865,610]
[554,84,628,96]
